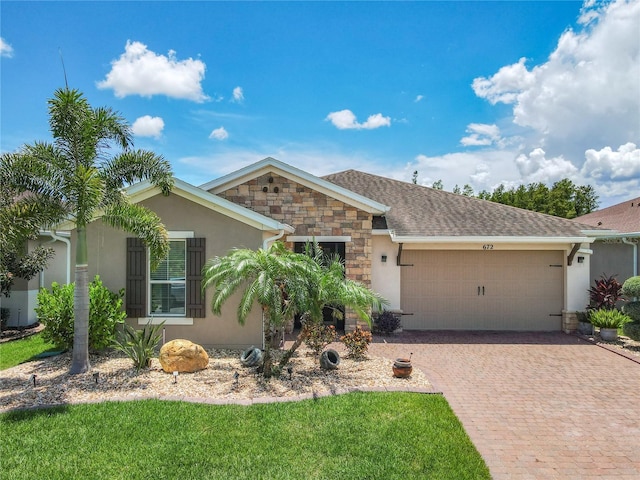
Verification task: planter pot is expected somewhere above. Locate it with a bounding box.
[393,358,413,378]
[320,349,340,370]
[599,328,618,342]
[577,321,594,335]
[240,346,263,367]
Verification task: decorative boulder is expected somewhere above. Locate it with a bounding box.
[159,339,209,373]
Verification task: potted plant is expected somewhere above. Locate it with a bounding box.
[576,311,593,335]
[589,309,631,341]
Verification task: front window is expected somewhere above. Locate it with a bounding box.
[149,240,186,316]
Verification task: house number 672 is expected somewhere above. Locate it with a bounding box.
[482,244,494,250]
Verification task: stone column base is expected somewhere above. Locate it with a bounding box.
[562,310,578,334]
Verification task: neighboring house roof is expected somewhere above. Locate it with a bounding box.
[323,170,597,242]
[56,178,294,234]
[574,197,640,234]
[200,157,389,215]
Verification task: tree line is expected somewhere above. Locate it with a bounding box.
[414,171,598,219]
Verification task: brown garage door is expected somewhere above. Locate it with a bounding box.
[400,250,564,330]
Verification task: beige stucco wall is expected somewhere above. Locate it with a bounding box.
[71,191,266,349]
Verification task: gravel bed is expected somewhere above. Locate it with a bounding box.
[0,344,432,412]
[583,332,640,358]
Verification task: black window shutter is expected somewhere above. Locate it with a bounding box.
[186,238,206,318]
[126,238,147,317]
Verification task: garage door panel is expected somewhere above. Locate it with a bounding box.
[401,250,564,331]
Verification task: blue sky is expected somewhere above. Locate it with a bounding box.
[2,1,638,209]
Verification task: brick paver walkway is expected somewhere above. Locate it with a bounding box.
[369,331,640,480]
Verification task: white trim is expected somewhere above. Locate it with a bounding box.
[200,157,389,215]
[286,235,352,242]
[389,234,594,244]
[138,317,194,326]
[168,231,194,239]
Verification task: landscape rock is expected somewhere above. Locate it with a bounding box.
[159,339,209,373]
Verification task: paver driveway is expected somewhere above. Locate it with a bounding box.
[369,332,640,480]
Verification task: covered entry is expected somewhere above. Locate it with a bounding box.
[400,250,564,331]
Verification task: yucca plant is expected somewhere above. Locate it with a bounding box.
[112,321,165,371]
[588,309,631,329]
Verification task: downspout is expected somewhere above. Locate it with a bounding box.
[621,237,638,277]
[262,229,286,250]
[41,231,72,286]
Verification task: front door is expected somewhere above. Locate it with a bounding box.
[294,241,346,331]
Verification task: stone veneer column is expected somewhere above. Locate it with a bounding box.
[562,310,578,334]
[216,172,373,331]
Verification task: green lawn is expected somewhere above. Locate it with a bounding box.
[1,393,490,479]
[0,333,58,370]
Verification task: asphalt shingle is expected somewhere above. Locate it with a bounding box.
[323,170,598,238]
[574,197,640,233]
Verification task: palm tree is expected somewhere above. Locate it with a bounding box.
[202,241,388,377]
[1,88,173,374]
[277,242,387,368]
[202,242,312,377]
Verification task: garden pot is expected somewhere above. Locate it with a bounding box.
[320,349,340,370]
[393,358,412,378]
[240,346,263,367]
[599,328,618,342]
[577,321,593,335]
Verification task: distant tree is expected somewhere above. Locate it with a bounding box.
[411,170,418,184]
[478,178,598,218]
[0,180,65,298]
[453,185,461,195]
[462,184,474,197]
[431,179,443,190]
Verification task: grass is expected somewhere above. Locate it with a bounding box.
[0,333,59,370]
[1,393,490,479]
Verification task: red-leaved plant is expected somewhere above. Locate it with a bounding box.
[587,274,624,311]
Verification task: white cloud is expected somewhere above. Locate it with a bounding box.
[582,142,640,180]
[514,148,579,183]
[232,86,244,103]
[326,109,391,130]
[1,37,14,58]
[471,0,640,153]
[97,40,208,102]
[209,127,229,141]
[131,115,164,138]
[414,95,424,103]
[460,123,502,147]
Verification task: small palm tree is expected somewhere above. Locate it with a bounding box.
[278,242,387,368]
[1,88,173,374]
[202,242,312,377]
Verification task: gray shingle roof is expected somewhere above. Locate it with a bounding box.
[574,197,640,233]
[323,170,597,238]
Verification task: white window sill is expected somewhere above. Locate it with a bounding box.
[137,317,194,326]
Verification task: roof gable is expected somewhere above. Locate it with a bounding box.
[200,157,389,215]
[57,178,294,233]
[324,170,597,240]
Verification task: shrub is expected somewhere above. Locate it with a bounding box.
[112,321,164,371]
[589,309,632,329]
[35,276,126,350]
[341,326,372,359]
[622,322,640,341]
[374,310,401,334]
[303,322,337,356]
[587,274,624,311]
[622,301,640,322]
[622,276,640,299]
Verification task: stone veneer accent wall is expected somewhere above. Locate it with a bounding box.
[215,172,373,330]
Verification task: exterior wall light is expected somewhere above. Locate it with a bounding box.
[381,255,387,263]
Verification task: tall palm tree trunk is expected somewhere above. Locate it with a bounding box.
[70,225,90,374]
